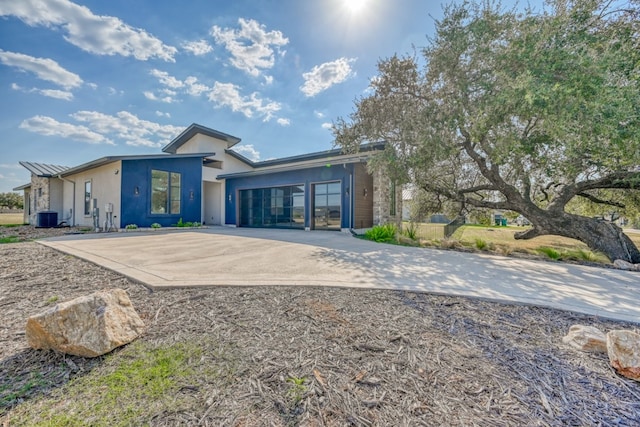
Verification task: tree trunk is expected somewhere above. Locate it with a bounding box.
[514,212,640,263]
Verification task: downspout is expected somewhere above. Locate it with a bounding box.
[57,174,76,226]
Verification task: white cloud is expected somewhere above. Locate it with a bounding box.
[232,144,260,162]
[314,110,325,119]
[300,57,356,97]
[19,115,114,145]
[211,18,288,77]
[182,39,213,56]
[0,0,176,61]
[18,111,183,148]
[184,76,210,96]
[13,83,74,100]
[143,91,174,103]
[0,50,82,89]
[155,110,171,118]
[150,69,184,89]
[208,82,281,122]
[87,82,97,89]
[263,75,273,85]
[277,118,290,126]
[70,110,184,147]
[321,122,332,129]
[37,88,74,100]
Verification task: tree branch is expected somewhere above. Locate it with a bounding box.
[576,192,625,208]
[549,171,640,212]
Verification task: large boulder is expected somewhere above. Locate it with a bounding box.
[26,289,145,357]
[607,330,640,382]
[562,325,607,353]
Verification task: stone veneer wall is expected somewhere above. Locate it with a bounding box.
[372,169,403,227]
[29,175,50,224]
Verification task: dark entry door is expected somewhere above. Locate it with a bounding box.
[313,182,341,230]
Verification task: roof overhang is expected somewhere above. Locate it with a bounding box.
[13,183,31,191]
[217,153,374,180]
[59,152,216,177]
[162,123,241,154]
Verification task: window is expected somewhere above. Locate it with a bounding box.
[84,181,92,215]
[239,185,304,228]
[151,170,181,214]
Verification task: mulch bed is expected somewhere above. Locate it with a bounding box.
[1,227,639,426]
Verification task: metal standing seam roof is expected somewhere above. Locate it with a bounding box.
[18,161,69,177]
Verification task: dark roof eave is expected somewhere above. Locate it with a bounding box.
[217,152,377,180]
[59,152,216,177]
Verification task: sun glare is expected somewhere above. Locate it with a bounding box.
[345,0,368,13]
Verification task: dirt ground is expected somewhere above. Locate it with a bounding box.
[1,226,640,426]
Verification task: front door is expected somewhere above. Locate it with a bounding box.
[313,182,341,230]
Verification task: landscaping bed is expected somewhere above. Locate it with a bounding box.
[1,233,639,426]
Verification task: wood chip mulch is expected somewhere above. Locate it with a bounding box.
[1,227,639,426]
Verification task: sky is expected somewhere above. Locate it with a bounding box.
[0,0,542,193]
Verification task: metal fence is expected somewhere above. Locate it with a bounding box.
[444,216,466,238]
[404,216,466,241]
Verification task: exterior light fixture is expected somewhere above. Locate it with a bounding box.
[363,188,368,198]
[228,193,232,202]
[134,186,140,195]
[189,190,194,200]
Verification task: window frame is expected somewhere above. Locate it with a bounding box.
[150,169,181,215]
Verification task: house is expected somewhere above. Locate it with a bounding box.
[14,123,401,231]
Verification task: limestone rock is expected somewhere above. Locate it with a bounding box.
[26,289,145,357]
[562,325,607,353]
[607,330,640,381]
[613,259,639,271]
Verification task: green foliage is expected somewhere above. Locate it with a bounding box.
[45,296,59,305]
[124,224,138,230]
[333,0,640,262]
[474,238,488,250]
[150,223,162,229]
[0,192,24,210]
[364,223,397,242]
[286,376,308,403]
[537,247,562,260]
[7,340,237,426]
[174,218,200,227]
[402,222,419,240]
[0,236,19,244]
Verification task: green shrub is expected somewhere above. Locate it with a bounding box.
[150,223,161,229]
[537,247,561,260]
[125,224,138,230]
[364,223,397,243]
[403,222,419,240]
[474,238,488,250]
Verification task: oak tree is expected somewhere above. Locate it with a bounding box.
[334,0,640,262]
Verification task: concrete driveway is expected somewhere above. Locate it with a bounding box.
[40,227,640,323]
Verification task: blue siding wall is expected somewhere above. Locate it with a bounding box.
[120,157,202,227]
[225,163,356,229]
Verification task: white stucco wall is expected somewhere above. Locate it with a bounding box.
[63,161,122,228]
[175,134,228,154]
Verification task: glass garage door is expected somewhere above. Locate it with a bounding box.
[239,185,304,228]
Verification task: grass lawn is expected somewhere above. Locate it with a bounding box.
[409,223,640,263]
[0,213,25,226]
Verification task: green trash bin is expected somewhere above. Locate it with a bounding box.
[501,218,507,226]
